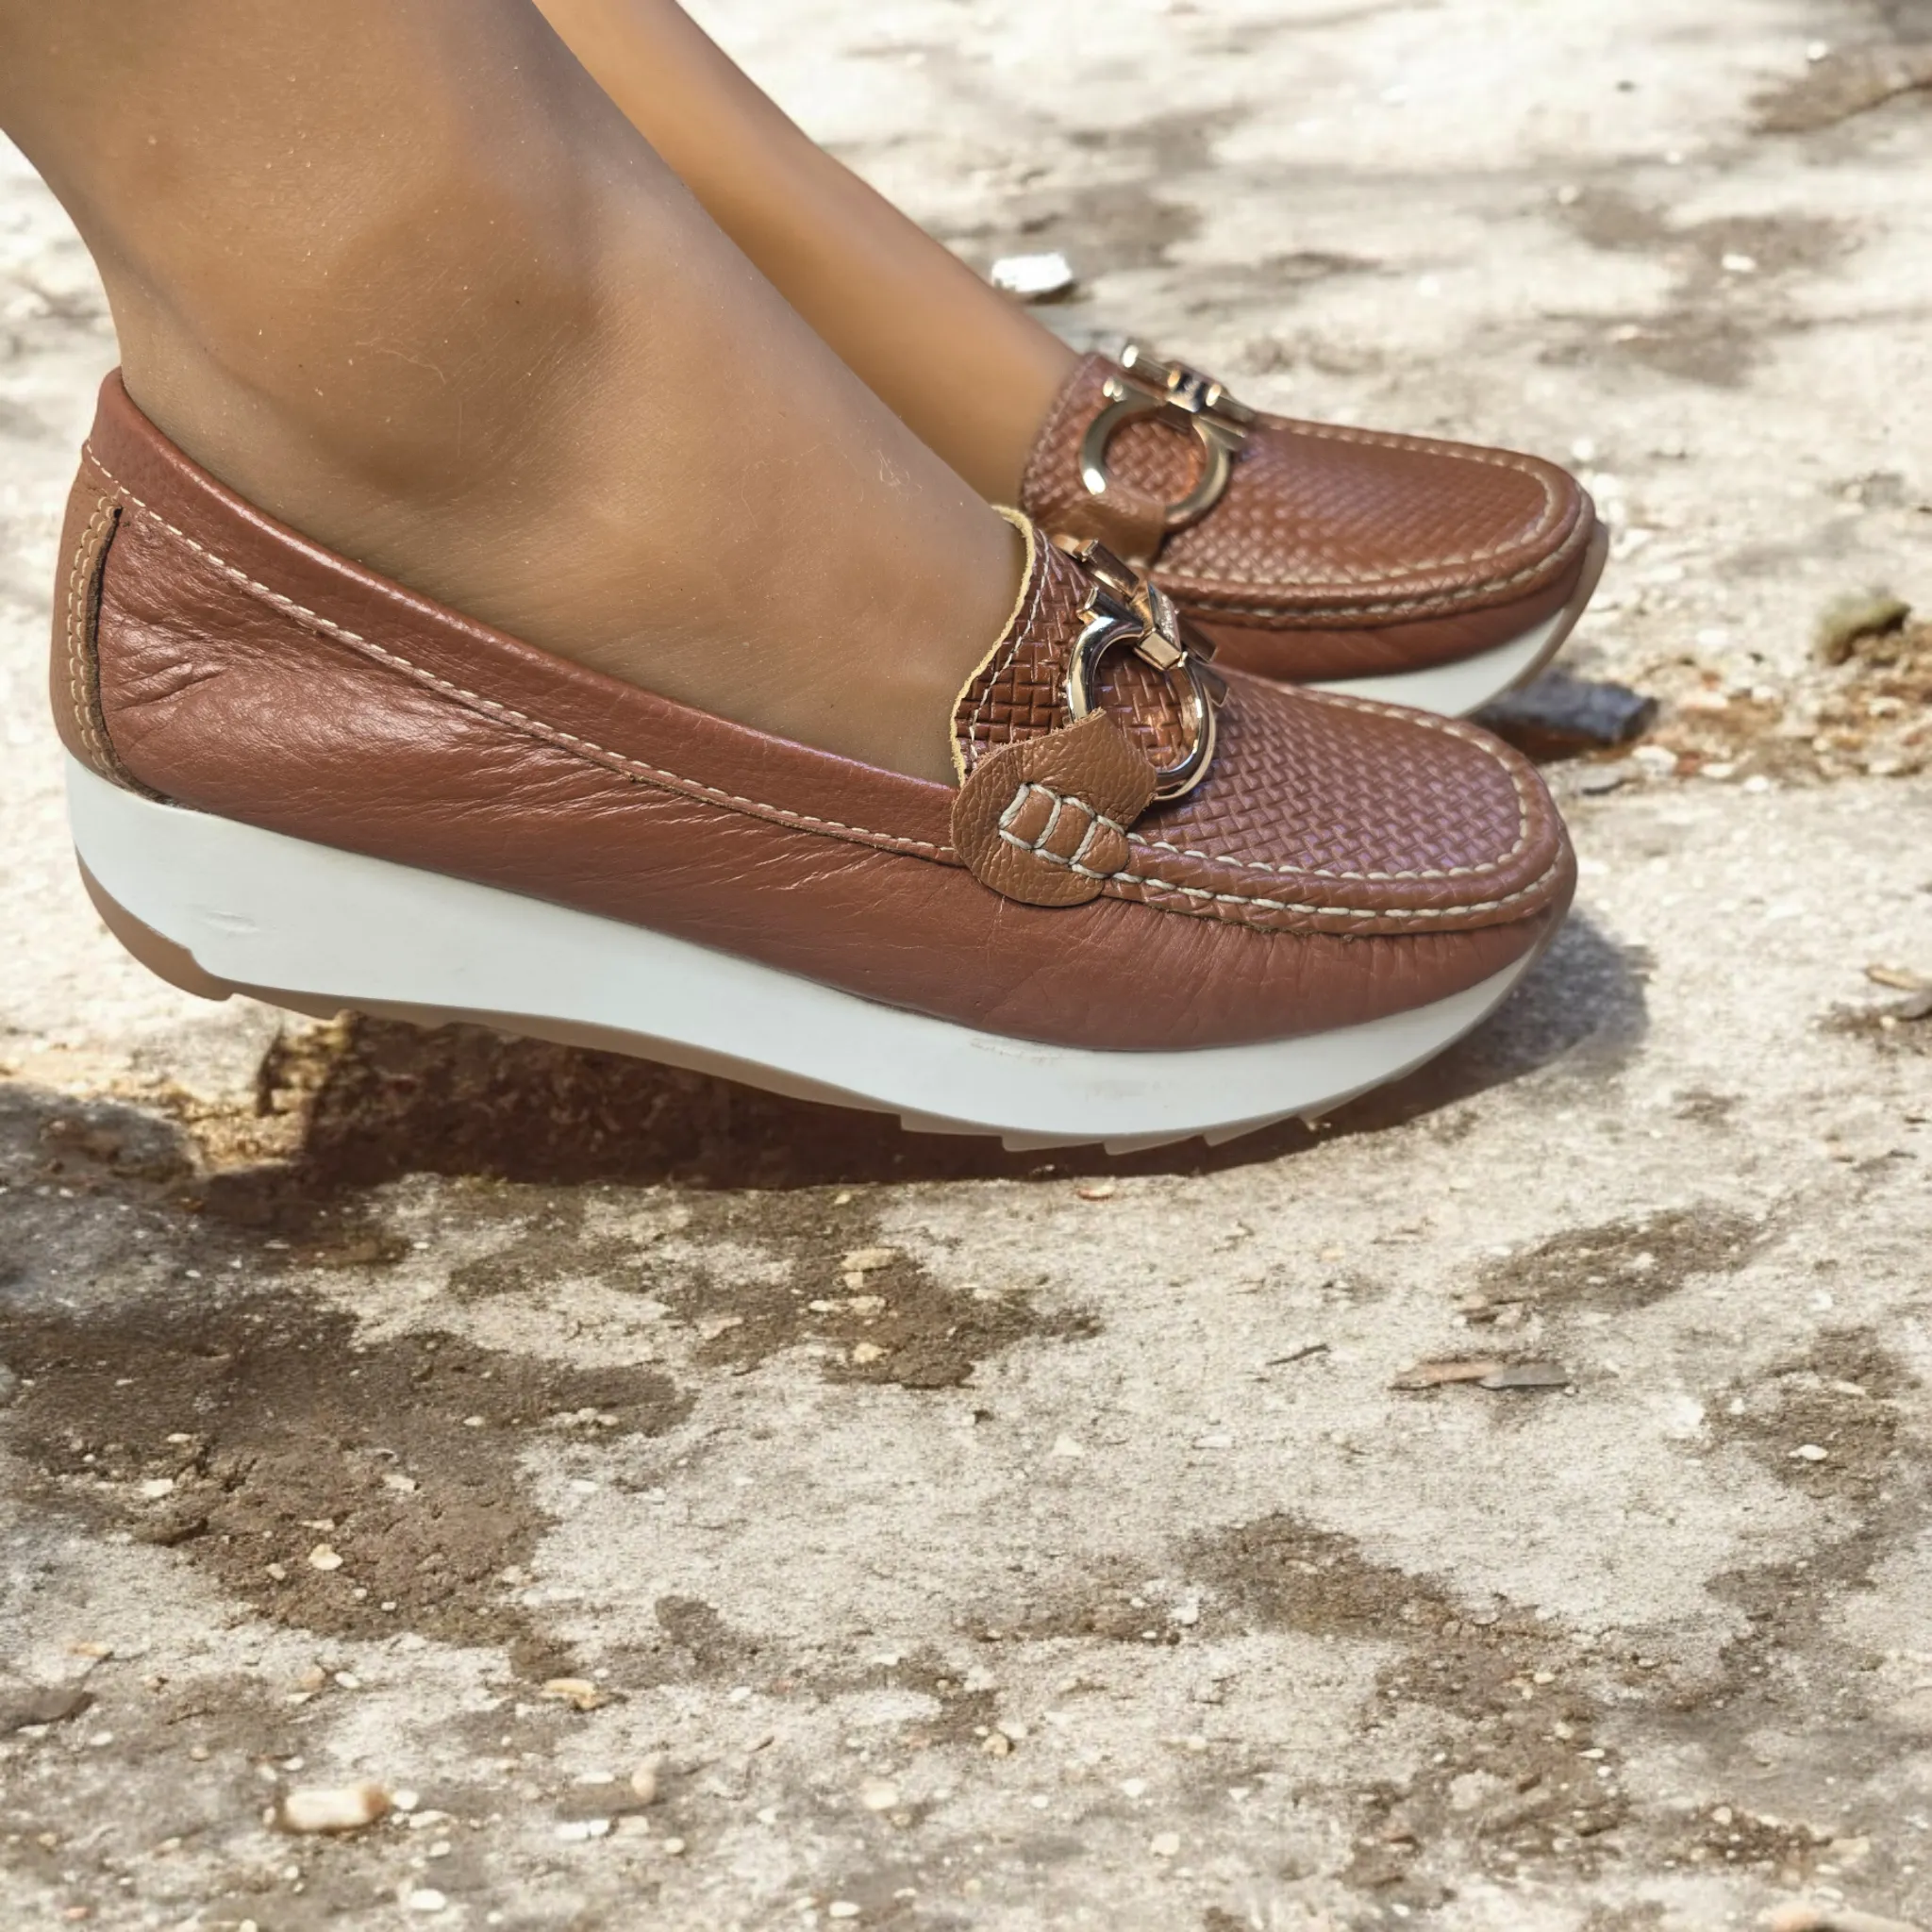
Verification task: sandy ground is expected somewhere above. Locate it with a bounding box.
[4,1,1932,1927]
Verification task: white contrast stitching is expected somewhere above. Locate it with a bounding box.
[63,493,119,778]
[996,782,1125,880]
[1200,413,1562,577]
[1112,844,1571,923]
[86,446,1564,928]
[1163,512,1594,622]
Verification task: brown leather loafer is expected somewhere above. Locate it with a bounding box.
[1021,345,1608,717]
[53,374,1574,1149]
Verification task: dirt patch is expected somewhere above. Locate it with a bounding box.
[1474,1206,1767,1316]
[1549,191,1846,387]
[446,1181,1101,1391]
[651,1594,763,1679]
[1189,1517,1630,1888]
[1648,618,1932,783]
[1002,108,1222,273]
[655,1217,1098,1391]
[1663,1804,1836,1885]
[1660,1333,1930,1807]
[0,1290,689,1664]
[1713,1327,1918,1501]
[972,1558,1193,1649]
[1754,42,1932,134]
[1826,998,1932,1058]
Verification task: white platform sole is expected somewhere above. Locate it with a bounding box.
[1307,525,1610,716]
[67,758,1540,1152]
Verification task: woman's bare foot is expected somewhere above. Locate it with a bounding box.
[0,0,1021,785]
[531,0,1077,505]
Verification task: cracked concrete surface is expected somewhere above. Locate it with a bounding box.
[3,0,1931,1926]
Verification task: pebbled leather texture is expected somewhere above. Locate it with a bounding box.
[50,373,1575,1055]
[1022,353,1599,683]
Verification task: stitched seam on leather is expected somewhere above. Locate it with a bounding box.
[1191,417,1564,576]
[1163,513,1592,622]
[63,493,118,779]
[1106,844,1568,924]
[88,451,950,861]
[1130,691,1536,880]
[91,449,1557,925]
[998,783,1122,879]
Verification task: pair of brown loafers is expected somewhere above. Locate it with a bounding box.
[55,351,1600,1149]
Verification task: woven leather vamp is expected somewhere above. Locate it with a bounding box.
[1137,674,1531,885]
[1024,355,1590,617]
[955,538,1195,775]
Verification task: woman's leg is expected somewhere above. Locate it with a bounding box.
[0,0,1020,784]
[531,0,1076,504]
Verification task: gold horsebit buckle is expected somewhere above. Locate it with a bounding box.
[1077,343,1257,535]
[1058,538,1227,802]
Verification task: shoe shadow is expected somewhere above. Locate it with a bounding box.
[262,908,1647,1192]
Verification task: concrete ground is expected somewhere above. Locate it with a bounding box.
[3,0,1931,1926]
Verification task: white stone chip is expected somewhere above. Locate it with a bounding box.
[990,253,1077,302]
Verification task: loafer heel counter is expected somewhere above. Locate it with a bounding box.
[48,453,132,789]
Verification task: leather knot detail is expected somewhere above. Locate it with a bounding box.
[951,712,1158,908]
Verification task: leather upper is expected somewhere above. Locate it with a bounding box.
[52,374,1574,1054]
[1022,352,1599,684]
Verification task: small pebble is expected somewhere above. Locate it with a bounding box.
[403,1890,448,1915]
[851,1342,887,1365]
[858,1779,901,1812]
[1791,1444,1830,1463]
[1150,1831,1181,1859]
[629,1757,663,1806]
[307,1545,343,1574]
[138,1477,176,1500]
[828,1907,862,1923]
[277,1783,391,1835]
[841,1247,897,1275]
[541,1678,605,1712]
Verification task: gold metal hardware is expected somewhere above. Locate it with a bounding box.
[1058,539,1225,802]
[1076,343,1256,539]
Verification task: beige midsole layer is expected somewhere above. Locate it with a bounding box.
[1308,524,1611,715]
[67,756,1539,1151]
